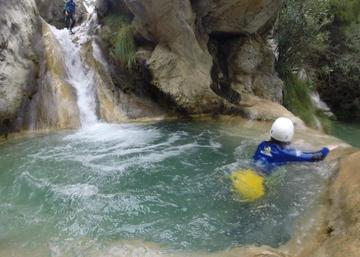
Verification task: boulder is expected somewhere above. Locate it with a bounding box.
[124,0,224,113]
[228,36,283,103]
[0,0,40,135]
[35,0,87,29]
[148,45,224,113]
[238,94,294,121]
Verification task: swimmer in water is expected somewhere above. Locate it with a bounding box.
[230,117,337,202]
[252,117,337,175]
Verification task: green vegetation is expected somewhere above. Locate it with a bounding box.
[316,0,360,120]
[104,15,136,69]
[327,0,360,76]
[282,72,318,128]
[316,111,333,133]
[331,0,360,23]
[275,0,333,75]
[276,0,360,124]
[275,0,333,128]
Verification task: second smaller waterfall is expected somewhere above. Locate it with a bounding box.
[50,26,98,127]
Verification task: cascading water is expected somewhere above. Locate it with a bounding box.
[48,25,98,127]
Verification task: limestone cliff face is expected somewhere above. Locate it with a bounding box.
[81,41,166,122]
[123,0,226,114]
[96,0,284,115]
[0,0,41,135]
[1,0,286,135]
[227,36,283,103]
[192,0,283,34]
[25,22,81,130]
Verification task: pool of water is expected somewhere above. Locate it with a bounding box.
[0,121,329,255]
[329,121,360,148]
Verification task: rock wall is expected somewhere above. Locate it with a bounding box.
[124,0,226,114]
[0,0,41,135]
[192,0,283,34]
[0,0,289,133]
[227,36,283,103]
[35,0,88,29]
[24,22,81,130]
[307,151,360,257]
[95,0,132,18]
[81,41,166,122]
[96,0,284,116]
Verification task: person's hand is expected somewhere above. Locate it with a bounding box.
[327,145,339,151]
[65,11,68,16]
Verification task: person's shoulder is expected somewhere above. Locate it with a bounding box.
[257,141,267,147]
[257,141,275,150]
[265,141,285,151]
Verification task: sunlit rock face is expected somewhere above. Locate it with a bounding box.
[0,0,40,134]
[24,22,81,130]
[1,0,285,133]
[96,0,284,115]
[123,0,226,114]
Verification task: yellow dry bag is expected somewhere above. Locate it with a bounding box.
[230,169,265,202]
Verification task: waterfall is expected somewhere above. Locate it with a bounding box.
[49,26,98,127]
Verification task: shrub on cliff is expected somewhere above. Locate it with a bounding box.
[316,0,360,120]
[103,14,136,69]
[275,0,332,75]
[283,72,318,127]
[276,0,333,127]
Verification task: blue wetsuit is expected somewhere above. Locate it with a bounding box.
[252,140,329,175]
[64,0,76,31]
[64,0,76,14]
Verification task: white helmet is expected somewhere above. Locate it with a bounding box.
[270,117,294,143]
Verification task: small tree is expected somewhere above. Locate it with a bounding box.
[316,0,360,120]
[275,0,333,76]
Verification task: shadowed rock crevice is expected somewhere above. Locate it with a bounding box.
[208,33,243,105]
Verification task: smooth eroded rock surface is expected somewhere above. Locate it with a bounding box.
[25,22,81,130]
[228,36,283,103]
[307,151,360,257]
[82,41,166,122]
[192,0,283,34]
[0,0,40,134]
[124,0,225,113]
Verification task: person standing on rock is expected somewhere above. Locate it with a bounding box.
[64,0,76,34]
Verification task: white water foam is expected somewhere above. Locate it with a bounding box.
[49,26,98,127]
